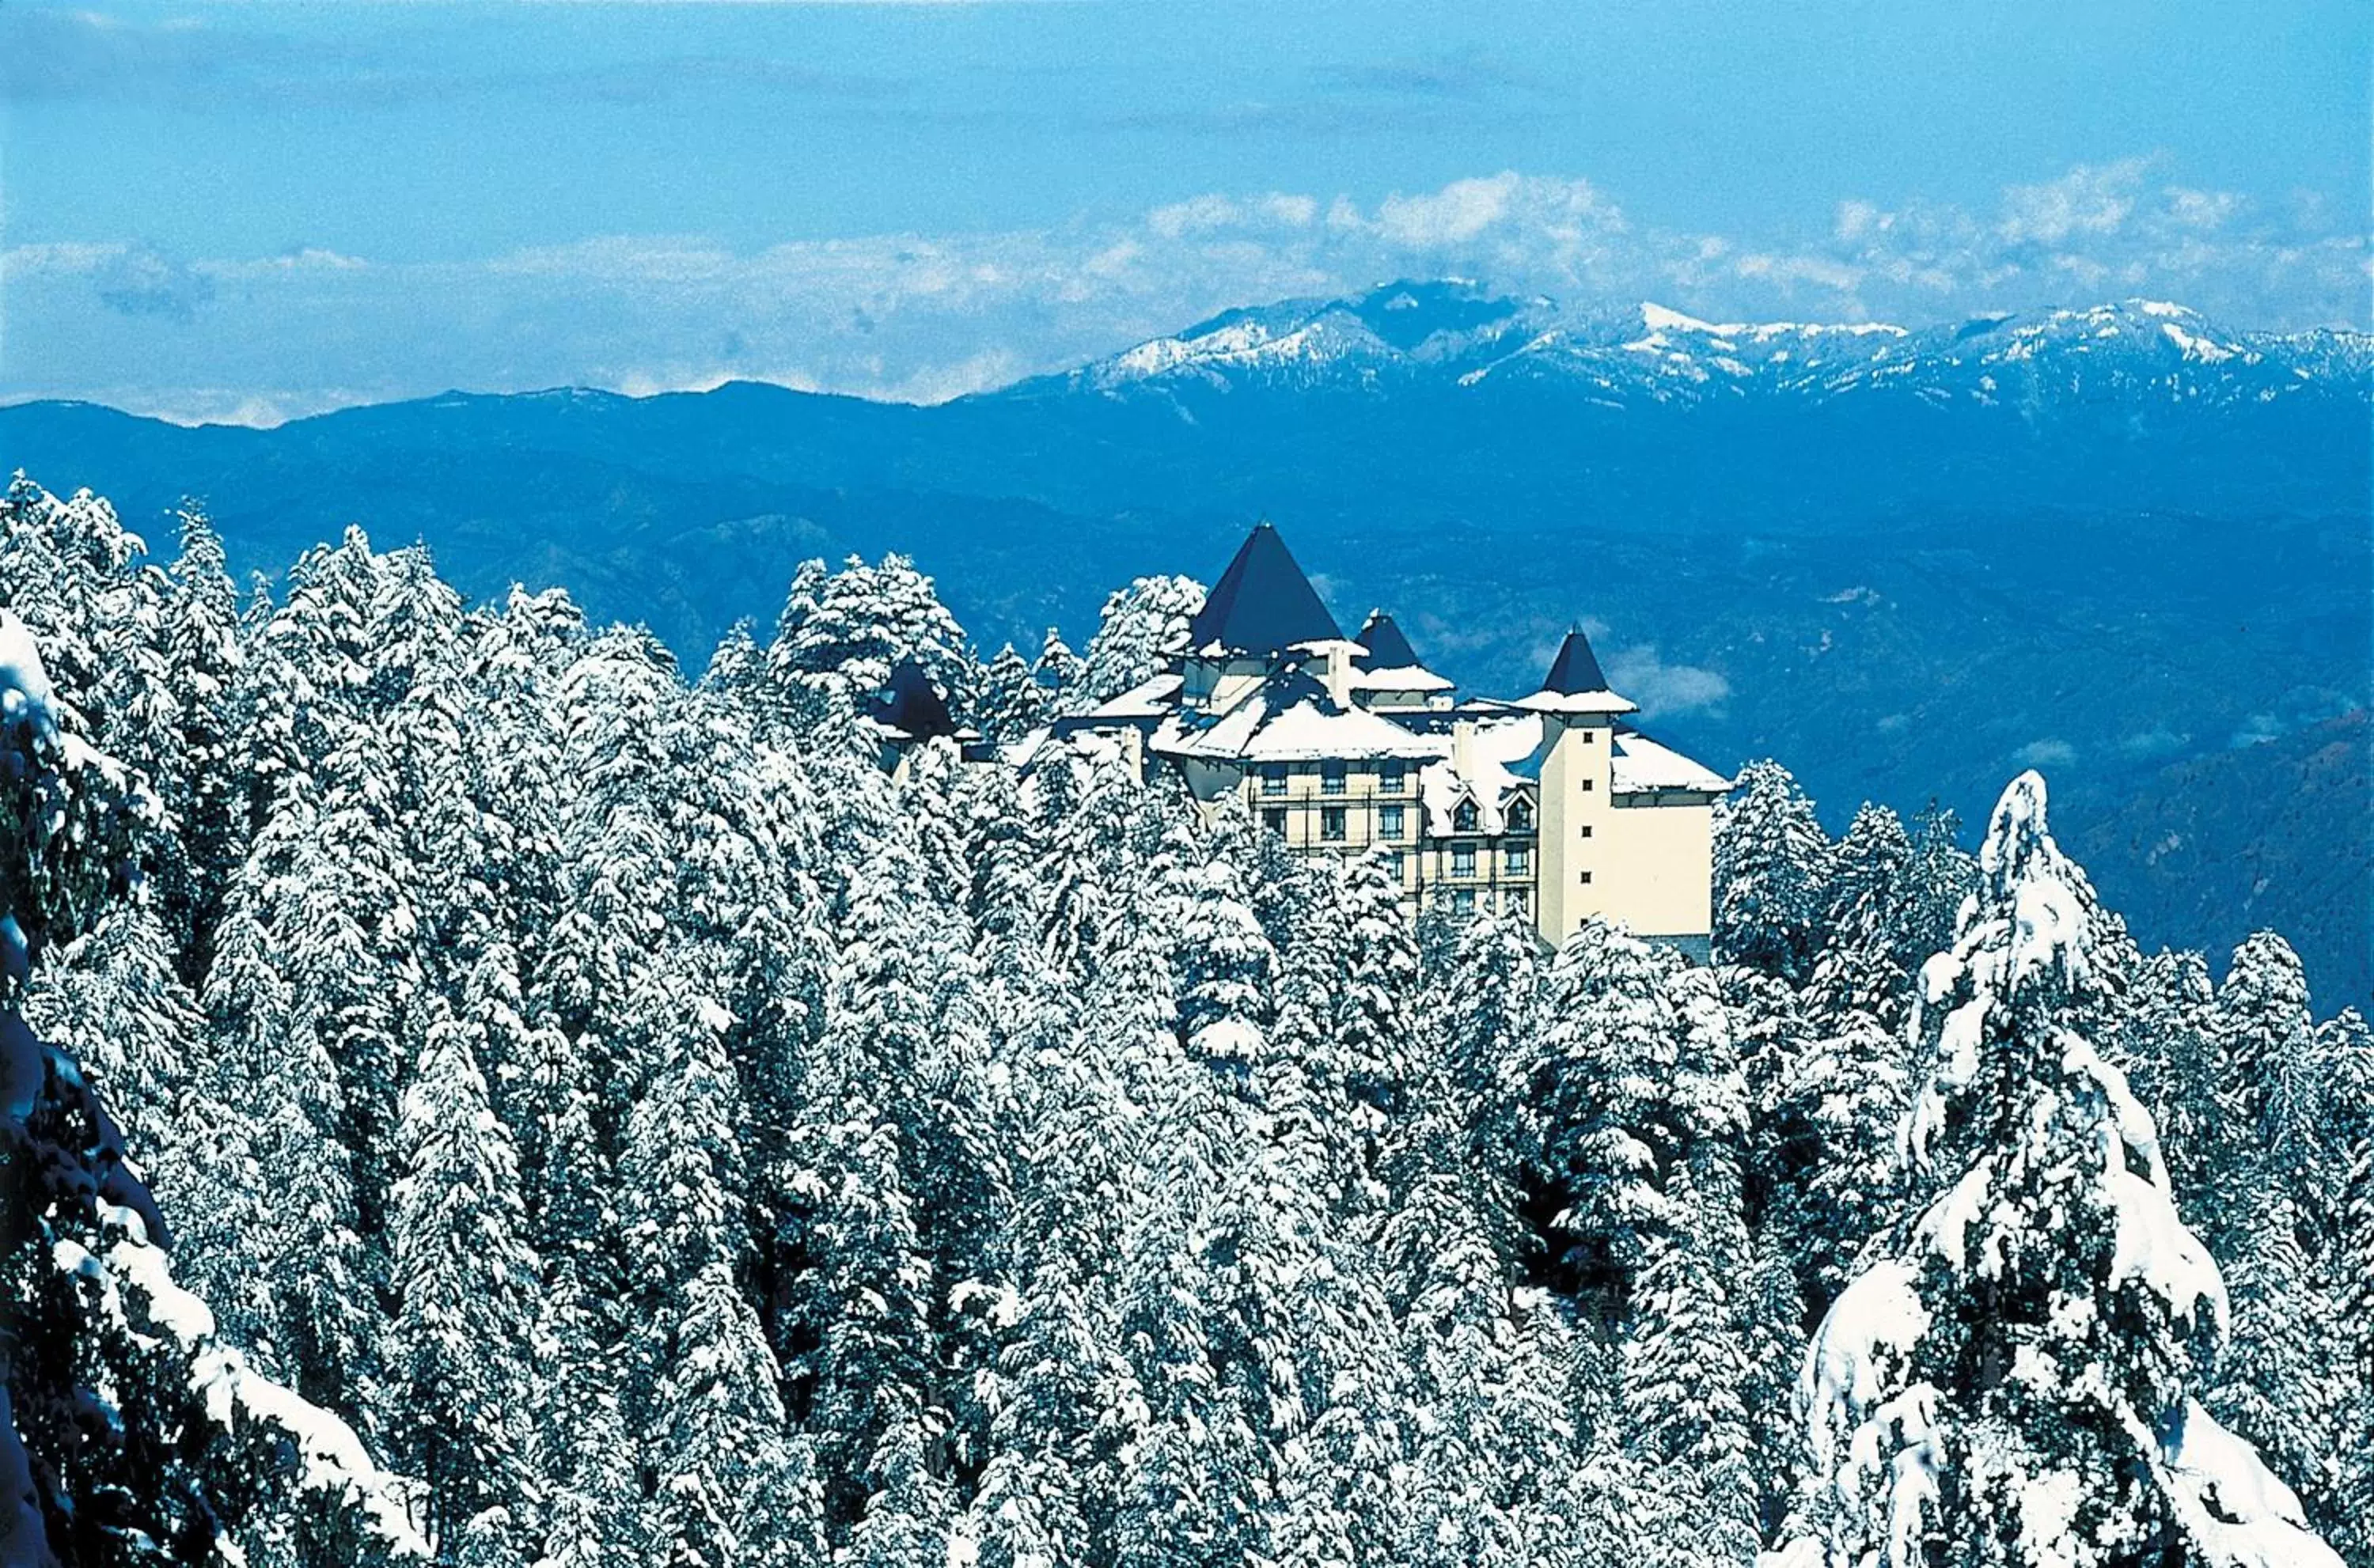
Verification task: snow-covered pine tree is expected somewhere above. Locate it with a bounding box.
[1713,759,1832,983]
[20,891,203,1185]
[1904,802,1977,972]
[383,995,542,1560]
[1809,803,1921,1031]
[1064,574,1204,712]
[184,780,385,1418]
[1033,627,1086,706]
[616,973,829,1566]
[160,502,248,975]
[973,642,1047,744]
[1515,920,1736,1323]
[1772,771,2340,1568]
[0,608,423,1567]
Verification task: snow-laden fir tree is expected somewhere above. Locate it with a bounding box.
[1062,574,1204,713]
[0,608,423,1567]
[382,994,542,1559]
[1770,772,2340,1568]
[1715,760,1833,984]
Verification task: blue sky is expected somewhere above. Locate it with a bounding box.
[4,0,2367,422]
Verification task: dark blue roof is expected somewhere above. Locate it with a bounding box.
[1187,522,1342,657]
[1354,611,1421,669]
[869,658,959,740]
[1542,628,1613,695]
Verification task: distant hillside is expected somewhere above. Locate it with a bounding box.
[2067,710,2371,1001]
[2,282,2367,999]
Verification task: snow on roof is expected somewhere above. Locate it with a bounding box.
[1080,672,1181,722]
[1512,628,1637,714]
[1184,522,1342,657]
[1348,664,1456,694]
[1512,688,1637,716]
[1162,688,1442,763]
[1419,713,1545,835]
[1610,727,1731,794]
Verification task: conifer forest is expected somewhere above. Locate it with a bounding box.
[2,476,2366,1568]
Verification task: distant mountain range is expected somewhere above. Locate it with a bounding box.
[1049,282,2372,409]
[4,282,2368,1001]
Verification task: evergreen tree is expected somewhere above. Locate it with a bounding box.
[1067,574,1204,710]
[383,996,542,1559]
[1773,773,2340,1567]
[1809,803,1919,1030]
[1713,760,1831,983]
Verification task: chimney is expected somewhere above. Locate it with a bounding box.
[1324,642,1355,710]
[1451,718,1476,783]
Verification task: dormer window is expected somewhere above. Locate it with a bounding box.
[1453,800,1479,833]
[1506,798,1533,831]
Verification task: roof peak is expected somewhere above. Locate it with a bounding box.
[1542,627,1612,695]
[1353,608,1421,670]
[1186,522,1342,657]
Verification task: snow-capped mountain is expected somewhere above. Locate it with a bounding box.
[1046,281,2371,411]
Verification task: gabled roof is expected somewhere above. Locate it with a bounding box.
[1354,611,1420,669]
[1542,627,1611,695]
[1186,522,1343,657]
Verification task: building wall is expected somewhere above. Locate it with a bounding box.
[1164,729,1710,951]
[1596,794,1718,939]
[1536,714,1616,946]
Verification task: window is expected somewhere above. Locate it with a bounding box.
[1321,759,1347,795]
[1453,800,1480,833]
[1451,844,1477,877]
[1263,807,1287,835]
[1322,806,1347,842]
[1379,805,1405,839]
[1580,778,1595,793]
[1378,848,1404,880]
[1504,888,1529,916]
[1453,888,1477,918]
[1379,763,1406,794]
[1580,870,1594,885]
[1506,844,1530,875]
[1583,729,1597,744]
[1261,763,1287,796]
[1580,824,1594,839]
[1506,798,1533,831]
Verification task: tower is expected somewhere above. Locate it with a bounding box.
[1519,629,1633,946]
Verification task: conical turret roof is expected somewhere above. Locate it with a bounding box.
[1513,627,1636,716]
[1186,521,1342,657]
[1542,627,1612,695]
[1353,610,1421,669]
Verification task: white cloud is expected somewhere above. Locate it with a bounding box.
[1997,158,2148,245]
[2013,738,2077,769]
[1605,645,1730,717]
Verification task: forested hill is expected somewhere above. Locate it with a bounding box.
[3,286,2367,1003]
[0,479,2366,1568]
